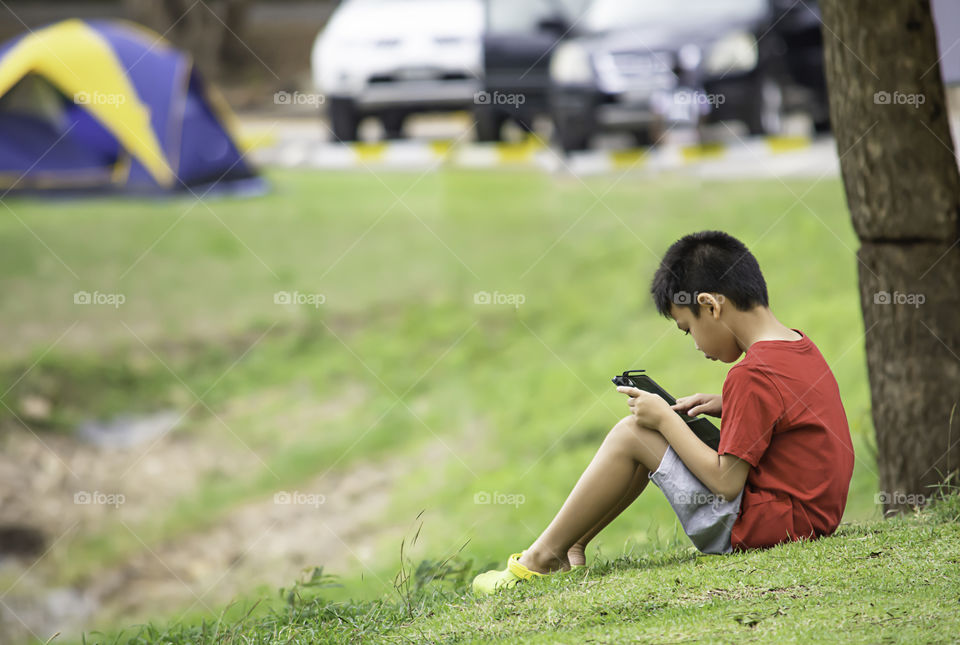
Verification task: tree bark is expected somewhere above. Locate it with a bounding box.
[219,0,253,68]
[122,0,253,78]
[821,0,960,514]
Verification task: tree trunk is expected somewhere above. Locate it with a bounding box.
[820,0,960,514]
[219,0,253,68]
[122,0,253,78]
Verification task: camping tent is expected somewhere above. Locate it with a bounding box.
[0,19,261,193]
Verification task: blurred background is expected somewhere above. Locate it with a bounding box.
[0,0,958,643]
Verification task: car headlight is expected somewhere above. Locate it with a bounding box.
[704,32,758,75]
[550,41,594,85]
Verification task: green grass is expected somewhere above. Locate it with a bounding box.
[0,168,893,641]
[82,490,960,644]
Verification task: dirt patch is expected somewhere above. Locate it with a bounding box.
[0,381,483,645]
[0,381,387,642]
[85,443,429,626]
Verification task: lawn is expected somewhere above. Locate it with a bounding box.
[0,167,892,642]
[75,490,960,644]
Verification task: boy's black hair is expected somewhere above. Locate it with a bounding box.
[651,231,769,317]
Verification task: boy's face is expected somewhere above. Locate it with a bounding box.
[669,294,743,363]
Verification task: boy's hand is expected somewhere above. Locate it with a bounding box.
[672,393,722,418]
[616,386,672,429]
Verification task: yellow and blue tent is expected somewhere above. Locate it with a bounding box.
[0,19,261,193]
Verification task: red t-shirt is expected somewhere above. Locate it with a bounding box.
[718,329,854,550]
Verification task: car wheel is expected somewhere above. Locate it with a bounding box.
[554,116,591,152]
[474,106,505,142]
[516,116,535,134]
[811,95,831,134]
[381,112,406,140]
[747,75,784,137]
[632,129,654,147]
[558,127,590,152]
[329,98,360,142]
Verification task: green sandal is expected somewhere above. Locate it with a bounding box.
[471,552,586,596]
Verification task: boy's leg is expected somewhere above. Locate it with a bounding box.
[567,463,650,565]
[518,415,669,574]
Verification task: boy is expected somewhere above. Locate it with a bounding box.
[473,230,854,594]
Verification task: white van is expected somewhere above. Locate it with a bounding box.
[311,0,484,141]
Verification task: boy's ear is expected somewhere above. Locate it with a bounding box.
[697,292,724,319]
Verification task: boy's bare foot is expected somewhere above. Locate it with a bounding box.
[517,545,569,574]
[567,543,586,567]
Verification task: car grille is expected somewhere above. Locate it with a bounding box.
[368,71,471,84]
[598,51,677,91]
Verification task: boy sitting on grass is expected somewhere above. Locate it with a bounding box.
[473,230,854,594]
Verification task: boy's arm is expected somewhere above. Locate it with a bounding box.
[617,385,749,501]
[656,413,750,502]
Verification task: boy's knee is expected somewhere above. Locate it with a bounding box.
[607,415,667,466]
[613,415,657,437]
[607,416,646,446]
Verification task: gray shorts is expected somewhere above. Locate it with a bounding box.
[648,445,744,554]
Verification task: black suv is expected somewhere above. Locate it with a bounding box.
[474,0,591,141]
[543,0,830,151]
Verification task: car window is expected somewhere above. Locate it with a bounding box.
[487,0,593,33]
[584,0,768,32]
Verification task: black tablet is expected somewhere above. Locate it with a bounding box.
[612,369,721,451]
